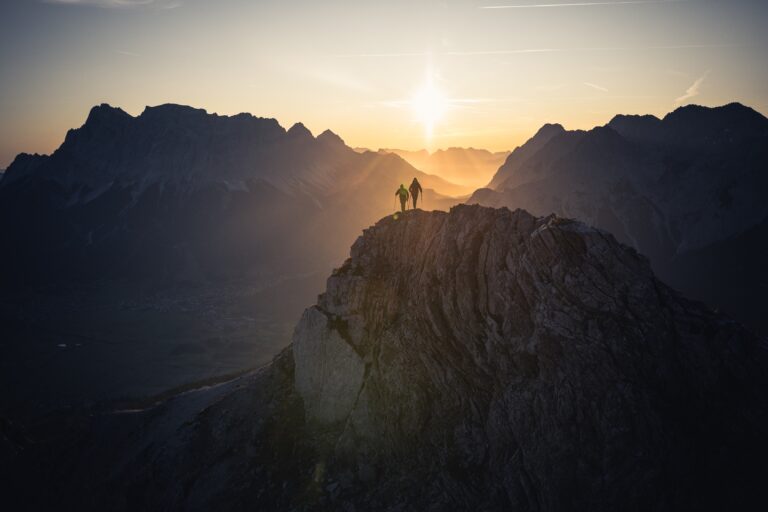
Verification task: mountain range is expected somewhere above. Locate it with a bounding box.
[374,147,509,191]
[0,103,462,286]
[470,102,768,335]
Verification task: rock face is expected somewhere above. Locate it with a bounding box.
[289,204,768,510]
[471,103,768,335]
[293,308,365,423]
[8,205,768,511]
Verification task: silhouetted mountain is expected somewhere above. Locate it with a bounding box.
[606,113,662,143]
[0,104,465,420]
[9,206,767,510]
[0,103,461,286]
[486,123,565,189]
[379,147,509,189]
[471,103,768,334]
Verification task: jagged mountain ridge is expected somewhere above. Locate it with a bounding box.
[10,205,767,511]
[0,103,463,285]
[2,103,464,197]
[471,102,768,334]
[378,147,510,190]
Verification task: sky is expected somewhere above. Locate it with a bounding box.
[1,0,767,168]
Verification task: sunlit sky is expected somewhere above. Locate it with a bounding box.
[1,0,767,168]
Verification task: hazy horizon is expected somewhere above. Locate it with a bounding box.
[2,0,767,169]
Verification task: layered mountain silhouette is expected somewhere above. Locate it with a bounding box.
[0,104,465,419]
[0,104,462,286]
[8,206,766,510]
[378,147,510,190]
[470,103,768,334]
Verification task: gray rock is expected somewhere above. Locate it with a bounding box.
[290,204,768,511]
[293,307,366,424]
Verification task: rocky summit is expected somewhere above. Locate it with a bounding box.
[9,205,768,511]
[291,204,768,510]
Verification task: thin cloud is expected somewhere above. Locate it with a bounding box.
[334,48,562,58]
[481,1,688,8]
[116,50,141,57]
[334,44,739,58]
[44,0,182,9]
[675,71,709,103]
[583,82,609,92]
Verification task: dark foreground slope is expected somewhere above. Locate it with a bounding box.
[6,205,767,511]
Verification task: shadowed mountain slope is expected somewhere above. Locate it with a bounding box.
[470,103,768,334]
[0,103,462,286]
[0,104,463,420]
[9,205,767,511]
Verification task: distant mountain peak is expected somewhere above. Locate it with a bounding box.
[664,101,763,121]
[287,122,313,139]
[574,125,630,153]
[587,124,621,138]
[658,102,768,143]
[141,103,206,114]
[608,113,661,125]
[533,123,566,138]
[139,103,210,121]
[486,123,567,189]
[317,128,345,146]
[605,113,661,142]
[85,103,131,125]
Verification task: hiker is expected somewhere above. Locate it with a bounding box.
[395,184,410,212]
[409,177,423,209]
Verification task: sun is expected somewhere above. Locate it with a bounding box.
[411,78,447,141]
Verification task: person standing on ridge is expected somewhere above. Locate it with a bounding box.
[409,177,423,210]
[395,184,410,213]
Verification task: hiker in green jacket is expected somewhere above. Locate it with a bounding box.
[395,184,410,213]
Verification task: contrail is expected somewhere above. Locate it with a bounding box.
[675,71,709,103]
[481,1,687,8]
[583,82,609,92]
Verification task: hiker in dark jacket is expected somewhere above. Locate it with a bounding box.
[395,184,410,212]
[409,177,423,209]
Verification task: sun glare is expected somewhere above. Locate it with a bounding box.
[411,79,447,142]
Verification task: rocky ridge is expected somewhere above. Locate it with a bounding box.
[289,204,768,510]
